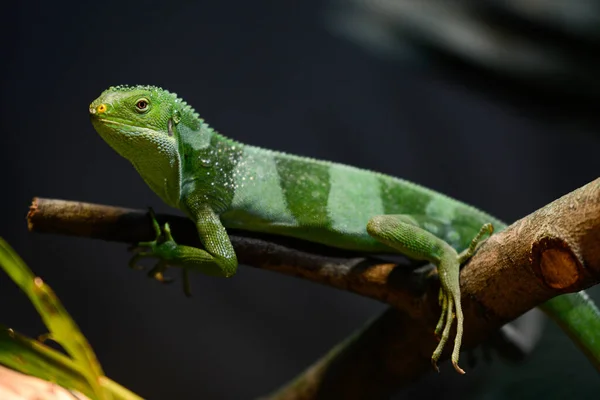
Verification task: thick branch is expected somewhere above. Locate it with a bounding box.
[26,178,600,398]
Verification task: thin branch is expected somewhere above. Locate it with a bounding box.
[26,178,600,398]
[26,199,429,317]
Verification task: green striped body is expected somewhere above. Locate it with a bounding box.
[88,84,503,252]
[206,137,505,253]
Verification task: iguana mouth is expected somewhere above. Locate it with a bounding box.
[98,118,127,127]
[97,118,146,131]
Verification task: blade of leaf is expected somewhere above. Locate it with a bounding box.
[0,239,143,400]
[0,325,96,398]
[0,326,143,400]
[0,238,105,397]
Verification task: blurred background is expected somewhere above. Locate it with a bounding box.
[2,0,599,398]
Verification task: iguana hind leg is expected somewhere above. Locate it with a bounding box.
[366,215,492,374]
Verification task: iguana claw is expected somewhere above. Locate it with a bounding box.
[127,208,180,284]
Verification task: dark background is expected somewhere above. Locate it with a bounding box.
[2,1,599,399]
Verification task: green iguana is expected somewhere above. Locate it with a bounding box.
[89,85,600,374]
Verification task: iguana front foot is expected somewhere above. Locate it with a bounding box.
[128,208,179,284]
[127,209,199,296]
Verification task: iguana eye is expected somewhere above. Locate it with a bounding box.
[135,99,149,112]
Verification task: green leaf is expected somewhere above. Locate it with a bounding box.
[0,238,142,400]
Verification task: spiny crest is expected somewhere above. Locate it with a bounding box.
[108,84,162,92]
[170,92,201,122]
[165,90,213,134]
[108,85,200,119]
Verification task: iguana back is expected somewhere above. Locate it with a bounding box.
[214,139,506,252]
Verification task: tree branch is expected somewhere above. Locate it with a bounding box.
[26,178,600,398]
[26,198,430,317]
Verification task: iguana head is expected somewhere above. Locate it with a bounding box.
[89,85,186,207]
[89,85,180,155]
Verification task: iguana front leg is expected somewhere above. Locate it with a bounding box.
[366,215,492,374]
[129,205,238,293]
